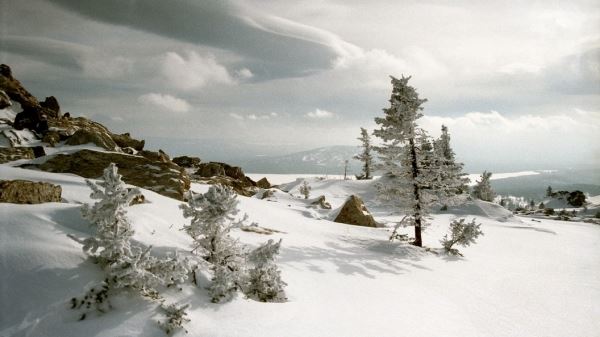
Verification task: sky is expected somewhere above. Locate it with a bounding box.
[1,0,599,171]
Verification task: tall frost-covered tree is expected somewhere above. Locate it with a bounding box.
[354,127,374,180]
[473,171,495,202]
[180,185,245,302]
[374,75,432,247]
[432,125,469,197]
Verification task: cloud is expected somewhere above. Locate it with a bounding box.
[235,68,254,80]
[46,0,359,79]
[0,35,133,78]
[161,51,233,90]
[419,109,600,170]
[306,108,335,119]
[138,93,191,113]
[229,112,278,121]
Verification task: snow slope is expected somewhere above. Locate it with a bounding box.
[1,166,599,337]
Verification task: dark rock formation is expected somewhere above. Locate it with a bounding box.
[256,177,271,189]
[39,96,60,118]
[111,132,145,151]
[32,149,190,200]
[333,195,378,227]
[172,155,201,168]
[65,128,117,150]
[0,180,62,204]
[196,162,226,177]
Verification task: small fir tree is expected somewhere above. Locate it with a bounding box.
[354,127,374,180]
[180,185,245,303]
[440,218,484,256]
[299,180,311,199]
[432,125,469,196]
[74,163,190,324]
[246,239,287,302]
[546,186,553,197]
[473,171,495,202]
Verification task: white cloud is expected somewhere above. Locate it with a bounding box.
[306,108,335,119]
[161,51,234,90]
[419,109,600,170]
[229,113,244,120]
[236,68,254,80]
[138,93,191,113]
[229,112,277,121]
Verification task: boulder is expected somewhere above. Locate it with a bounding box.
[42,131,61,146]
[13,106,49,134]
[39,96,60,118]
[0,147,35,163]
[110,132,145,151]
[0,64,39,110]
[0,90,11,109]
[32,149,190,200]
[65,128,117,150]
[256,177,271,189]
[172,155,201,168]
[139,149,170,163]
[0,180,62,204]
[333,195,378,227]
[196,162,226,177]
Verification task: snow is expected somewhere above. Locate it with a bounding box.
[1,166,600,337]
[465,170,542,186]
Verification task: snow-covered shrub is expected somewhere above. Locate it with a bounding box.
[245,239,287,302]
[299,180,311,199]
[440,218,483,256]
[81,163,141,265]
[73,163,191,323]
[180,185,246,303]
[158,303,190,335]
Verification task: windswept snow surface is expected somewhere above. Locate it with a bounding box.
[1,166,599,337]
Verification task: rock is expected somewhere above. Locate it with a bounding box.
[333,195,378,227]
[0,147,35,163]
[0,64,39,110]
[0,90,11,109]
[42,131,61,146]
[195,162,226,177]
[13,106,49,134]
[311,195,332,209]
[196,175,258,197]
[260,189,275,199]
[567,191,586,207]
[256,177,271,189]
[110,132,145,151]
[172,155,201,168]
[39,96,60,118]
[0,180,62,204]
[220,162,246,180]
[129,189,146,205]
[65,128,117,150]
[139,149,170,163]
[33,149,190,200]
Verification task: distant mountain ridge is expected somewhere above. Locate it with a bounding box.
[240,145,364,174]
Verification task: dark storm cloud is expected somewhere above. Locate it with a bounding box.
[0,36,88,70]
[45,0,356,79]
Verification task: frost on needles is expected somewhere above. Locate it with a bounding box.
[71,163,191,333]
[181,185,287,303]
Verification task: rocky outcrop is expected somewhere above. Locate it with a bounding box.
[333,195,378,227]
[42,131,61,146]
[39,96,60,116]
[172,155,201,168]
[256,177,271,189]
[0,90,11,109]
[111,132,145,151]
[32,149,190,200]
[65,128,118,150]
[0,146,45,163]
[0,180,62,204]
[196,162,226,177]
[0,64,39,110]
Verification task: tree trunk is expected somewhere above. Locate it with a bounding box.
[409,138,423,247]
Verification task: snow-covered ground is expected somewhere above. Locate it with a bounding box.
[2,166,600,337]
